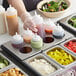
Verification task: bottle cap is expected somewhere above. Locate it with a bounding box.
[6,5,17,16]
[53,24,64,36]
[57,24,64,32]
[12,32,23,44]
[33,11,43,24]
[32,33,41,42]
[45,19,56,27]
[23,28,34,36]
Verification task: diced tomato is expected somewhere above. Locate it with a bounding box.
[48,4,51,6]
[64,40,76,53]
[69,41,73,45]
[64,45,67,47]
[67,47,72,50]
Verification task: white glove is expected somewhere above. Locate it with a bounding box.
[21,12,38,32]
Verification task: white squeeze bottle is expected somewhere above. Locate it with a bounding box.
[11,32,24,48]
[33,11,45,38]
[6,5,19,36]
[0,5,7,34]
[44,19,56,34]
[23,28,34,43]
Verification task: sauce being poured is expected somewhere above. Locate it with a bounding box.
[20,46,32,53]
[43,37,54,43]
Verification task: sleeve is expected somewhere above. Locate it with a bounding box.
[2,0,9,10]
[23,0,41,11]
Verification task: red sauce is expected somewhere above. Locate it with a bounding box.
[20,46,32,53]
[45,29,52,34]
[64,40,76,53]
[43,37,54,43]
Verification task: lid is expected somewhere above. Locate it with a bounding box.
[12,32,23,44]
[0,5,5,13]
[57,24,64,31]
[33,11,43,24]
[45,19,56,28]
[53,24,64,36]
[23,28,34,36]
[32,33,41,42]
[6,5,17,16]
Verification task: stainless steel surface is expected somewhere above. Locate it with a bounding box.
[43,45,76,68]
[42,30,73,50]
[0,64,28,76]
[2,30,73,61]
[0,52,13,71]
[53,64,76,76]
[24,54,62,76]
[60,37,76,56]
[2,41,41,60]
[59,13,76,32]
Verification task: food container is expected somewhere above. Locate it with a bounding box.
[33,12,45,38]
[59,13,76,35]
[55,64,76,76]
[66,14,76,33]
[52,25,65,39]
[44,19,56,35]
[1,29,73,61]
[6,5,19,35]
[60,37,76,56]
[43,45,76,68]
[42,30,73,50]
[11,32,24,49]
[0,64,28,76]
[0,52,12,71]
[0,5,7,34]
[23,28,34,43]
[1,41,42,60]
[24,54,62,76]
[37,0,71,18]
[31,34,43,49]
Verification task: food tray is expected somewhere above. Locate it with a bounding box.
[54,64,76,76]
[1,29,73,60]
[42,30,73,50]
[60,37,76,56]
[59,13,76,35]
[1,42,41,61]
[0,52,13,71]
[0,64,28,76]
[24,54,62,76]
[43,45,76,68]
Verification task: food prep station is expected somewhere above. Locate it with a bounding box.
[1,27,76,76]
[0,0,76,76]
[0,28,73,61]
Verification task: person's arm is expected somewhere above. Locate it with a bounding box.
[8,0,37,32]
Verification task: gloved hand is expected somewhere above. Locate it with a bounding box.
[21,12,38,32]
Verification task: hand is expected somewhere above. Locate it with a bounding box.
[21,12,38,32]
